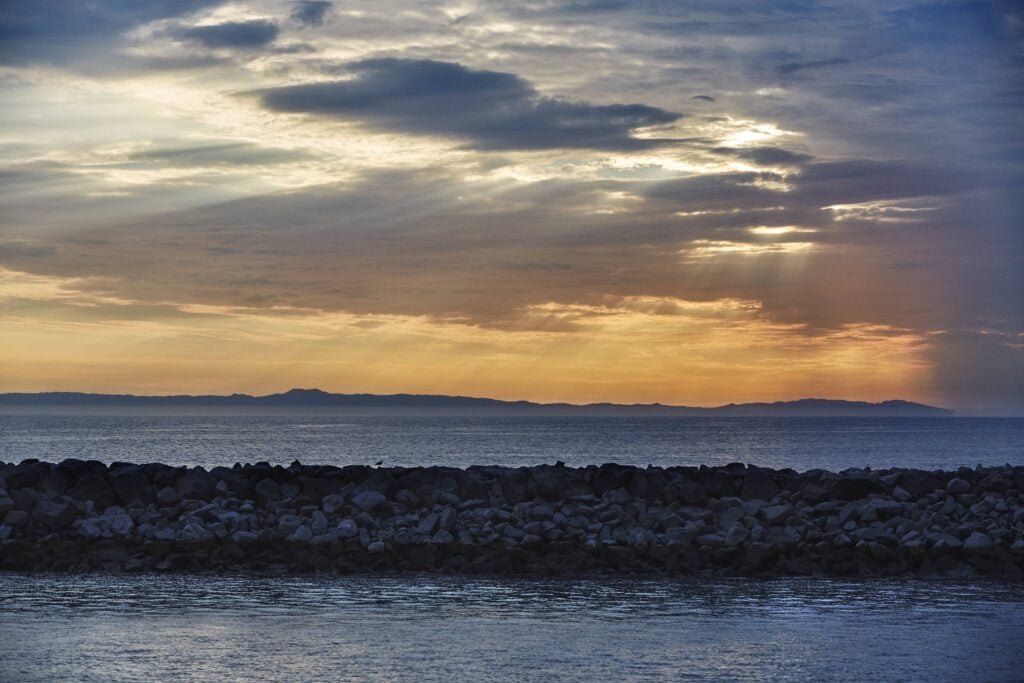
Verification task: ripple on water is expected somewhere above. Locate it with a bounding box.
[2,574,1023,682]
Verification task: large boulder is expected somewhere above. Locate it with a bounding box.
[740,468,779,502]
[31,500,78,531]
[176,469,217,501]
[529,464,592,501]
[828,477,885,501]
[67,474,117,509]
[109,464,154,505]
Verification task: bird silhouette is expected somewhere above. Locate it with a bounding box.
[374,459,383,467]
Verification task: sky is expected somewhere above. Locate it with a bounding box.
[0,1,1021,413]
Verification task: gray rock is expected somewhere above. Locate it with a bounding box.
[0,524,11,541]
[717,506,745,531]
[288,525,313,543]
[432,529,455,544]
[439,506,458,532]
[352,491,387,512]
[3,510,30,527]
[946,478,971,495]
[336,518,359,539]
[695,532,726,548]
[760,504,792,525]
[416,512,440,536]
[252,478,281,504]
[725,524,750,546]
[322,493,346,515]
[32,500,77,530]
[276,514,303,534]
[310,510,329,535]
[311,532,337,545]
[231,530,259,544]
[179,522,212,542]
[156,486,179,506]
[367,541,386,554]
[963,531,994,554]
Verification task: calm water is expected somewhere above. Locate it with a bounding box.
[1,574,1023,682]
[0,415,1021,471]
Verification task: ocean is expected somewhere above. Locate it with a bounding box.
[2,574,1023,682]
[3,415,1023,681]
[1,415,1022,470]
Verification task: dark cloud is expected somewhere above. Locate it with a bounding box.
[776,58,850,75]
[712,146,812,166]
[167,20,279,50]
[290,1,334,28]
[254,58,682,150]
[691,95,715,102]
[0,0,223,66]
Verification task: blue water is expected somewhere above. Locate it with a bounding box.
[0,415,1021,470]
[1,574,1022,682]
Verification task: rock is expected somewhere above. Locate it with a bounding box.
[760,504,792,525]
[67,474,116,509]
[432,529,455,544]
[3,510,30,527]
[177,469,217,501]
[829,477,885,501]
[336,518,359,539]
[740,469,779,501]
[416,512,440,536]
[725,524,750,547]
[717,506,745,531]
[946,478,971,495]
[32,500,77,531]
[352,491,387,512]
[252,478,282,505]
[529,504,555,521]
[109,465,154,504]
[4,459,1023,579]
[439,507,458,532]
[310,510,329,535]
[231,530,259,544]
[288,525,313,543]
[963,531,994,555]
[179,522,212,542]
[322,493,346,515]
[156,486,179,506]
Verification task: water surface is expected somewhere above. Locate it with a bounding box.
[1,574,1022,682]
[2,415,1021,470]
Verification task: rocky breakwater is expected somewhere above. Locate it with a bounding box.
[1,460,1023,578]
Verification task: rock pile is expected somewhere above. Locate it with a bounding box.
[2,459,1023,578]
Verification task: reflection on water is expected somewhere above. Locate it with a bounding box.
[2,574,1023,682]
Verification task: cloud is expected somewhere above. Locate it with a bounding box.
[290,1,333,28]
[0,0,223,66]
[167,20,279,50]
[712,146,812,166]
[691,95,715,102]
[129,142,314,167]
[0,240,56,259]
[254,58,682,150]
[776,58,851,75]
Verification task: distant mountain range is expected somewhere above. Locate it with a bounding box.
[0,389,955,416]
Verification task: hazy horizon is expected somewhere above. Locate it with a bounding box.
[1,1,1021,414]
